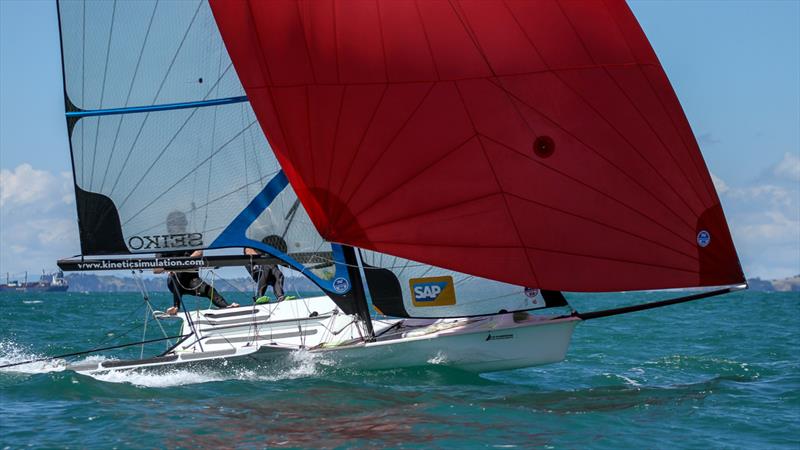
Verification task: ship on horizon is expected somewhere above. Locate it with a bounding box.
[0,270,69,292]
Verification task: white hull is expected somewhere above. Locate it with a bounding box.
[68,296,579,374]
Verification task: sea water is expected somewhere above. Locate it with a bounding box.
[1,290,798,448]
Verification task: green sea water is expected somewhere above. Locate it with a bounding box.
[1,290,798,448]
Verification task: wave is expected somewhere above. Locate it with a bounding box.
[0,339,66,374]
[83,349,328,388]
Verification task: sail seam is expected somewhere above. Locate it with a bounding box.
[600,1,715,203]
[480,133,696,248]
[351,133,478,219]
[336,83,436,218]
[89,0,117,192]
[98,1,158,193]
[368,240,697,276]
[240,63,658,89]
[546,1,701,227]
[324,85,348,218]
[452,81,541,286]
[601,66,705,216]
[121,120,258,226]
[483,78,697,237]
[499,0,701,219]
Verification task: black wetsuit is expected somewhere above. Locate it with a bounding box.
[246,263,285,301]
[165,252,229,309]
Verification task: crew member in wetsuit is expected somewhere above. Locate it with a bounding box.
[156,211,238,315]
[244,235,286,302]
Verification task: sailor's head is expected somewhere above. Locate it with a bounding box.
[166,210,188,234]
[262,235,288,254]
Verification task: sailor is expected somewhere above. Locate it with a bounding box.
[244,235,286,303]
[156,210,238,315]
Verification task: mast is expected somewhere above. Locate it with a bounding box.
[341,245,374,339]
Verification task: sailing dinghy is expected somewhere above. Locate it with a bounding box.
[50,0,744,375]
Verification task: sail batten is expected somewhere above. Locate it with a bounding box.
[211,0,744,292]
[65,96,249,118]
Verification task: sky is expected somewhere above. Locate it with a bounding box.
[0,0,798,281]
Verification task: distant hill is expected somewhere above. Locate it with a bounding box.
[746,274,800,292]
[66,273,321,293]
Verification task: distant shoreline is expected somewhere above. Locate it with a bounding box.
[2,273,793,293]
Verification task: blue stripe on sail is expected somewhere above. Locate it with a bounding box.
[210,171,351,294]
[65,96,249,118]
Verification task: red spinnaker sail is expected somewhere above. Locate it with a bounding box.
[210,0,744,291]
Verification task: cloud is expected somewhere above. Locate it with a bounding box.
[710,172,729,195]
[737,210,799,241]
[715,159,800,279]
[773,151,800,182]
[698,132,721,146]
[0,163,73,209]
[0,164,79,275]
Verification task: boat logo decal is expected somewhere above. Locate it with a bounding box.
[410,276,456,307]
[332,277,350,293]
[128,233,203,250]
[486,334,514,341]
[524,287,539,298]
[697,230,711,247]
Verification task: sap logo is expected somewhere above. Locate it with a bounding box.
[413,282,448,302]
[409,276,456,307]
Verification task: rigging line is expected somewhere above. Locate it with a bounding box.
[119,120,258,225]
[0,334,190,370]
[574,285,745,320]
[98,0,158,192]
[89,0,117,192]
[281,199,302,240]
[133,270,172,344]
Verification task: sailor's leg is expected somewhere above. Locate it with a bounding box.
[193,278,229,308]
[270,266,285,301]
[255,267,268,298]
[167,274,183,309]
